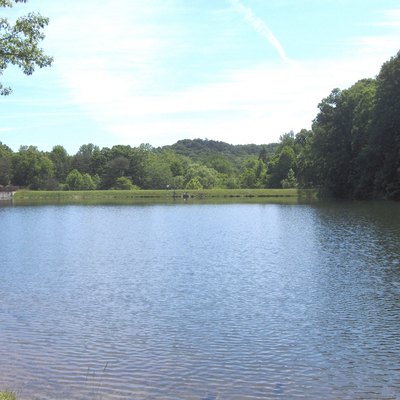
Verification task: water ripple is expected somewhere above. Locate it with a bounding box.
[0,203,400,399]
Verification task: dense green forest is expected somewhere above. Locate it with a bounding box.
[1,52,399,199]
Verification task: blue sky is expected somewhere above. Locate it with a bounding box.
[1,0,400,154]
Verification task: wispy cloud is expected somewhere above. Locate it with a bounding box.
[227,0,296,66]
[15,1,400,151]
[0,127,16,132]
[344,7,400,61]
[374,9,400,27]
[88,55,384,146]
[48,3,400,147]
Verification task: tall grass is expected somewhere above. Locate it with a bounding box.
[13,188,318,204]
[0,392,17,400]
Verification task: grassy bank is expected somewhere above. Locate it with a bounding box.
[0,392,17,400]
[12,188,318,204]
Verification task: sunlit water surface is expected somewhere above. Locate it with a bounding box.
[0,202,400,399]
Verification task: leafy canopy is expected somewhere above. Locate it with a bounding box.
[0,0,53,94]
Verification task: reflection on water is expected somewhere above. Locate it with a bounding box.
[0,202,399,399]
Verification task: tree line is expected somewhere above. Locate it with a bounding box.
[0,1,399,199]
[1,52,399,199]
[0,140,278,191]
[301,50,400,200]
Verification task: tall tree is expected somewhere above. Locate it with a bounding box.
[311,81,377,198]
[295,129,317,188]
[11,145,53,188]
[0,0,53,94]
[128,144,152,188]
[266,145,296,188]
[142,153,173,189]
[240,156,265,188]
[0,141,13,185]
[101,156,130,188]
[371,52,400,199]
[49,145,70,182]
[71,143,101,175]
[184,163,219,189]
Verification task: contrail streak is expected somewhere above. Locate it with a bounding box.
[228,0,296,66]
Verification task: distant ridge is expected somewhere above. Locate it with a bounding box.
[162,138,278,161]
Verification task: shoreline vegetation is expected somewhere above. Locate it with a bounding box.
[9,188,318,205]
[1,50,400,202]
[0,392,17,400]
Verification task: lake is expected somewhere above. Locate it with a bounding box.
[0,201,399,399]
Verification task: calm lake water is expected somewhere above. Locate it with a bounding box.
[0,201,400,399]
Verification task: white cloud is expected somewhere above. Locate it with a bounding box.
[345,7,400,61]
[96,55,385,146]
[374,9,400,27]
[38,2,400,147]
[0,127,16,132]
[227,0,296,66]
[46,1,167,92]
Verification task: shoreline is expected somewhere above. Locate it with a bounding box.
[10,188,318,205]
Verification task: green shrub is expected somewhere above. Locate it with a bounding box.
[0,392,17,400]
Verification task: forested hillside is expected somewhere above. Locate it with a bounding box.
[0,51,399,199]
[164,139,278,162]
[0,140,278,191]
[295,51,400,200]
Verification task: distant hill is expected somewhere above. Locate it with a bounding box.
[162,138,278,163]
